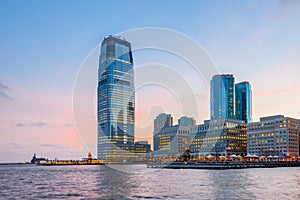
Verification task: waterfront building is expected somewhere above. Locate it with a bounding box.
[235,81,252,123]
[190,118,247,157]
[210,74,235,119]
[132,141,151,162]
[178,116,196,126]
[30,154,47,164]
[154,125,191,156]
[299,121,300,155]
[97,35,135,161]
[134,141,151,153]
[247,115,300,157]
[153,113,173,153]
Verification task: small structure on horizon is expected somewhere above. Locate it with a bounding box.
[30,153,47,164]
[88,152,92,160]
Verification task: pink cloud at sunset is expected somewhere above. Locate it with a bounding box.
[0,85,86,162]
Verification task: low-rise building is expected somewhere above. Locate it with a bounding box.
[190,118,247,157]
[134,141,151,153]
[154,125,190,156]
[247,115,299,157]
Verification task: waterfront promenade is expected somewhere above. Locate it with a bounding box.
[34,160,300,170]
[36,159,105,166]
[147,161,300,170]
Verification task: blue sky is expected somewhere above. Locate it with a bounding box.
[0,0,300,162]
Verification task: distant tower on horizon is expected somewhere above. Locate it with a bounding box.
[153,113,173,152]
[178,116,196,126]
[153,113,173,133]
[235,81,252,123]
[210,74,235,119]
[97,35,135,160]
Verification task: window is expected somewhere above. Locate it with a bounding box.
[115,43,130,60]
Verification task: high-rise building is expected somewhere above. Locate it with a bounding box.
[247,115,300,157]
[97,36,135,160]
[210,74,235,119]
[154,113,173,133]
[178,116,196,126]
[235,81,252,123]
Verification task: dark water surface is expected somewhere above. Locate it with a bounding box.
[0,164,299,199]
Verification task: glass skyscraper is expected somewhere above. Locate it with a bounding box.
[210,74,235,119]
[97,36,135,161]
[235,81,252,123]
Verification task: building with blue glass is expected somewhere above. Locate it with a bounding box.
[235,81,252,123]
[210,74,235,119]
[97,36,135,161]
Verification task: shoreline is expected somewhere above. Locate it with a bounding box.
[2,161,300,170]
[147,161,300,170]
[0,162,29,165]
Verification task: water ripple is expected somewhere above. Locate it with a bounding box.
[0,165,299,199]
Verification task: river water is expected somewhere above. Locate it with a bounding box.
[0,164,299,199]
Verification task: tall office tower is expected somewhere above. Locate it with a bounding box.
[97,36,135,160]
[210,74,235,119]
[235,81,252,123]
[154,113,173,133]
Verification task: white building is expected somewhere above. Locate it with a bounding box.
[247,115,299,157]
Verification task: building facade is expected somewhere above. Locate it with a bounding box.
[235,81,252,123]
[190,118,247,157]
[154,125,191,156]
[97,36,135,161]
[134,141,151,153]
[299,121,300,155]
[210,74,235,119]
[247,115,300,157]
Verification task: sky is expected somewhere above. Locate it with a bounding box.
[0,0,300,162]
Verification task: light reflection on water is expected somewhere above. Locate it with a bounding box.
[0,164,299,199]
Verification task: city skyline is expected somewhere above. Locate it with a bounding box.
[1,1,300,162]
